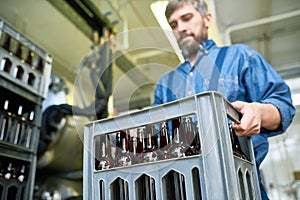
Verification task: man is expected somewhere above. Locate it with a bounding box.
[152,0,296,199]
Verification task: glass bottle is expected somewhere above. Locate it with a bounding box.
[0,100,9,141]
[157,122,170,160]
[2,34,11,52]
[129,133,140,164]
[13,105,23,144]
[192,122,201,155]
[24,111,34,148]
[15,43,23,61]
[136,127,145,157]
[141,125,158,163]
[26,50,33,67]
[115,130,134,167]
[182,117,201,156]
[96,135,114,170]
[168,127,186,158]
[18,164,26,182]
[36,56,44,72]
[4,162,12,179]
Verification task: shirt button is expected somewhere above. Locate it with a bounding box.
[189,72,193,76]
[188,91,192,95]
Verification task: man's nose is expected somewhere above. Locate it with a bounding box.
[177,21,188,33]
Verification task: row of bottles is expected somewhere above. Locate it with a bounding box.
[0,87,35,149]
[94,117,249,171]
[0,32,44,73]
[95,115,201,170]
[0,156,28,183]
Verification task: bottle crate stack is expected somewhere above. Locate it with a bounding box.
[83,92,261,200]
[0,19,52,200]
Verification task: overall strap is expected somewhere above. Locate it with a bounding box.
[167,70,175,102]
[209,47,228,91]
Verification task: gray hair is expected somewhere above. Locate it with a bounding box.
[165,0,208,20]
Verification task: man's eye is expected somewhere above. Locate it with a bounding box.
[182,16,191,22]
[169,22,177,29]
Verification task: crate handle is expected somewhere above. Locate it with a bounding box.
[225,101,242,124]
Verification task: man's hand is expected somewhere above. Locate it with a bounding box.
[231,101,281,137]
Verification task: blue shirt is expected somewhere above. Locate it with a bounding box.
[153,39,295,167]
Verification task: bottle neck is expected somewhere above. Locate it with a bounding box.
[173,127,180,144]
[121,138,127,153]
[160,123,169,147]
[101,142,107,157]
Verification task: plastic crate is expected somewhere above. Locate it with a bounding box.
[0,19,52,99]
[83,92,261,200]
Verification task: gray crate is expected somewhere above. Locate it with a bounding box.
[0,19,52,99]
[83,92,261,200]
[0,18,52,200]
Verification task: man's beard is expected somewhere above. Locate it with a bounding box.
[178,34,200,59]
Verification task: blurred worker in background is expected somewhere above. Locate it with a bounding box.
[152,0,296,199]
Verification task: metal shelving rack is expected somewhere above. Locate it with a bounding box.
[83,92,261,200]
[0,19,52,200]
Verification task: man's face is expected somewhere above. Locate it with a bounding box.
[168,3,211,57]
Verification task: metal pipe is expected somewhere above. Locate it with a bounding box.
[224,9,300,45]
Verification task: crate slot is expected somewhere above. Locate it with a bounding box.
[99,179,105,200]
[110,177,129,200]
[135,174,156,200]
[162,170,186,200]
[0,57,12,73]
[246,170,254,199]
[192,167,202,200]
[238,168,246,199]
[14,65,24,80]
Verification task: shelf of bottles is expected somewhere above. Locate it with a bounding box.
[0,86,39,153]
[84,92,262,200]
[0,154,32,200]
[0,19,52,200]
[0,19,52,99]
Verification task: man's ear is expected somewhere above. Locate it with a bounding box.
[204,13,212,27]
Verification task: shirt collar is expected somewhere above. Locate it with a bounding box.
[200,39,216,51]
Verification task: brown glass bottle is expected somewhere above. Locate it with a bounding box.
[129,133,140,164]
[115,130,134,167]
[0,100,9,141]
[96,135,114,170]
[4,162,12,179]
[36,56,44,72]
[14,43,24,61]
[18,164,26,182]
[26,50,33,67]
[24,111,34,148]
[182,117,200,156]
[141,125,158,163]
[192,122,201,155]
[168,127,186,158]
[13,105,23,145]
[2,34,11,52]
[157,122,170,160]
[136,127,145,155]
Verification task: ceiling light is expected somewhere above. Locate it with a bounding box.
[150,1,184,62]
